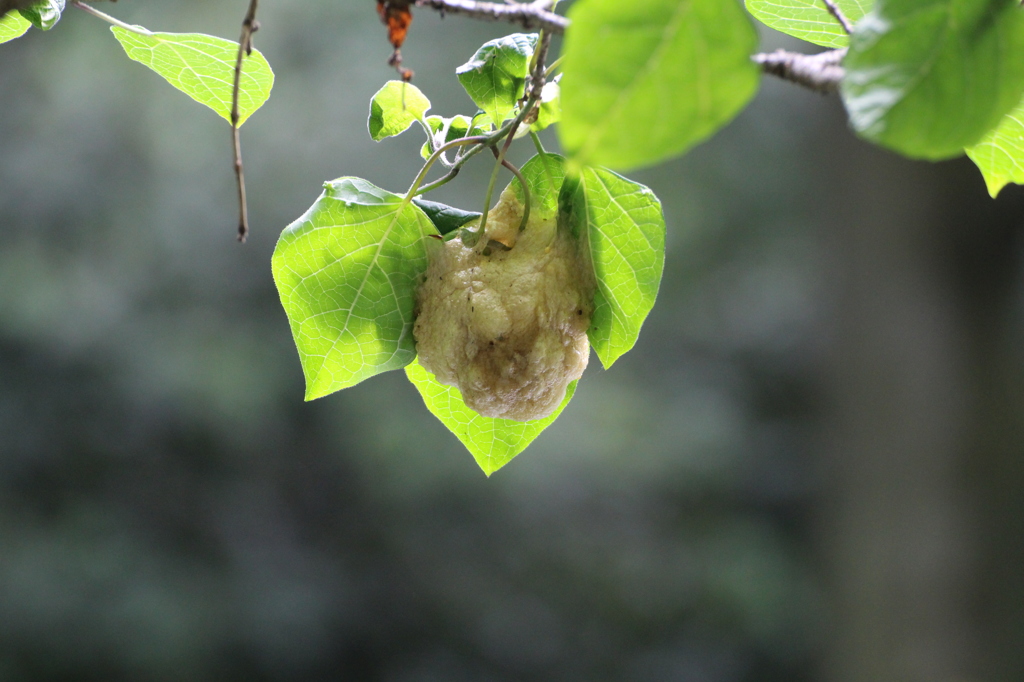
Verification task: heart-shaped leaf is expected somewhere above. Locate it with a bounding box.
[405,359,577,476]
[842,0,1024,160]
[456,33,538,126]
[368,80,431,142]
[272,178,436,400]
[111,26,274,126]
[559,0,759,171]
[560,166,666,368]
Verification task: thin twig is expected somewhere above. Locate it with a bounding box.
[232,0,259,243]
[527,30,552,100]
[416,0,568,34]
[752,48,846,94]
[820,0,853,34]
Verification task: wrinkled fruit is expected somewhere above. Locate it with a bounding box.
[413,186,593,421]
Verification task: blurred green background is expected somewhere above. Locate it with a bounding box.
[2,1,1023,680]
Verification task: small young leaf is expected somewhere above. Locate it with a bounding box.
[560,166,666,369]
[272,178,436,400]
[419,113,493,158]
[966,94,1024,197]
[111,27,274,126]
[405,359,577,476]
[368,80,431,142]
[411,198,481,235]
[842,0,1024,160]
[456,33,538,125]
[433,114,480,140]
[510,152,566,219]
[745,0,871,48]
[17,0,62,31]
[0,10,31,43]
[559,0,759,171]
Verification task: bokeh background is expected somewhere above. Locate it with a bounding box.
[2,1,1023,680]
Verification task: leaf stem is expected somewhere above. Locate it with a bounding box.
[70,0,149,34]
[475,91,541,242]
[544,55,563,77]
[476,149,505,247]
[529,129,546,156]
[406,135,489,198]
[408,105,532,200]
[414,167,462,196]
[453,111,488,163]
[494,152,531,233]
[416,116,437,155]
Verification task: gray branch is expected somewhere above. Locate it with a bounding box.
[753,48,846,94]
[417,0,848,96]
[416,0,569,34]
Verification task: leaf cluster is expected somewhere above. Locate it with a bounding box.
[273,48,668,472]
[8,0,1024,472]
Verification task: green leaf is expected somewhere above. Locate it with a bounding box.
[111,26,274,126]
[530,79,561,132]
[456,33,538,125]
[411,198,481,235]
[272,177,436,400]
[967,94,1024,197]
[745,0,871,48]
[419,113,482,159]
[17,0,62,31]
[405,359,577,476]
[559,0,759,171]
[368,80,431,142]
[560,166,666,368]
[842,0,1024,160]
[510,152,566,220]
[0,10,31,43]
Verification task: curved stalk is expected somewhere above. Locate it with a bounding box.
[475,148,505,249]
[405,135,488,199]
[498,156,531,233]
[544,56,563,78]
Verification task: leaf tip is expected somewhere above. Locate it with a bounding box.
[302,367,335,402]
[985,177,1008,199]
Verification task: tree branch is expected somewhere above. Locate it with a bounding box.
[416,0,569,34]
[416,0,846,96]
[753,48,846,95]
[231,0,259,243]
